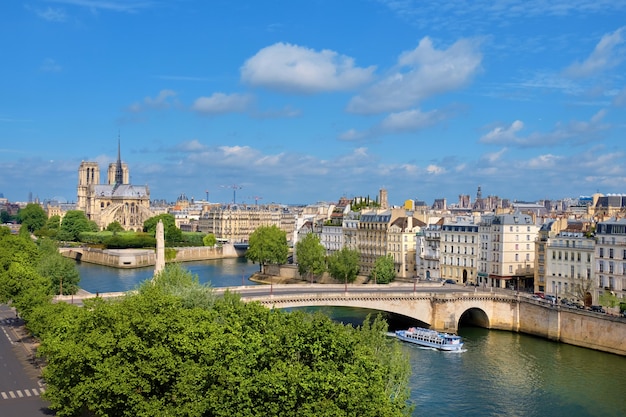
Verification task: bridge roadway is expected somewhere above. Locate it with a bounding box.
[59,283,522,332]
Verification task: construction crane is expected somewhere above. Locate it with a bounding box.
[221,184,242,204]
[248,196,263,205]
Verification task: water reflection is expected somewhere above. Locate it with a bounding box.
[76,257,261,293]
[288,307,626,417]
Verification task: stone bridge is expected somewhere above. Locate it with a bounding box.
[58,285,626,355]
[234,287,626,355]
[238,290,519,333]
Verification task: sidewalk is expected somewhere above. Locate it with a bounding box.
[4,314,44,379]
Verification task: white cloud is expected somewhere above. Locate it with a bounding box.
[340,108,449,141]
[482,148,508,163]
[144,89,177,108]
[525,154,564,169]
[347,37,482,114]
[33,7,67,22]
[240,42,375,94]
[564,27,625,78]
[338,129,366,141]
[426,164,445,175]
[379,108,447,132]
[191,93,253,115]
[47,0,152,13]
[479,111,608,147]
[480,120,524,144]
[176,140,206,152]
[128,89,178,113]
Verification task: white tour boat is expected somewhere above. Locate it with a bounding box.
[395,327,464,351]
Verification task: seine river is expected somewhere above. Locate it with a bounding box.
[76,258,626,417]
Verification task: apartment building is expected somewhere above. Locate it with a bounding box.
[440,219,479,285]
[198,204,296,243]
[319,198,351,255]
[416,220,442,281]
[387,215,425,279]
[320,223,343,255]
[480,212,538,290]
[543,229,595,304]
[357,208,407,275]
[342,212,360,252]
[595,218,626,304]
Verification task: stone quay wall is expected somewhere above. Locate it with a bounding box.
[61,244,241,268]
[518,301,626,356]
[171,245,239,262]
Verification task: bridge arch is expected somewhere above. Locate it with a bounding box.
[459,307,490,328]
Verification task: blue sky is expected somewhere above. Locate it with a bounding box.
[1,0,626,206]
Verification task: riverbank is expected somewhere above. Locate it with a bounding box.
[60,244,242,268]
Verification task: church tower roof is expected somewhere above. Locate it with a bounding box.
[114,134,124,189]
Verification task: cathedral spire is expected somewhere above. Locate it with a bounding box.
[115,132,123,186]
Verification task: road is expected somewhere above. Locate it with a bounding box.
[217,281,491,298]
[0,305,53,416]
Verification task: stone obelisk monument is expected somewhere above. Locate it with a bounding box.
[154,220,165,276]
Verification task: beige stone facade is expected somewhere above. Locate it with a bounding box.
[76,143,151,231]
[479,212,538,289]
[198,204,296,243]
[440,219,479,284]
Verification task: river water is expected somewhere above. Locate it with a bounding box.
[76,259,626,417]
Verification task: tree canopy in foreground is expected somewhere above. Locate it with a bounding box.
[39,264,412,417]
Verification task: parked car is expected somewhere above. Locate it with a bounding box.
[591,305,606,313]
[545,295,557,303]
[444,279,457,285]
[534,292,545,299]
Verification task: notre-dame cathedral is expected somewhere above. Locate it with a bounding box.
[76,140,151,231]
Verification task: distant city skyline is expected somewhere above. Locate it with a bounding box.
[1,1,626,205]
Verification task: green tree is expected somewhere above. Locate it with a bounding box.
[151,263,215,309]
[36,239,80,295]
[143,214,182,244]
[17,203,47,233]
[143,213,176,234]
[295,232,326,282]
[246,225,289,272]
[371,254,396,284]
[106,221,124,233]
[165,223,183,244]
[0,232,40,303]
[202,233,217,247]
[57,210,98,241]
[38,273,412,417]
[0,231,52,317]
[37,214,61,238]
[328,247,360,284]
[1,209,15,224]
